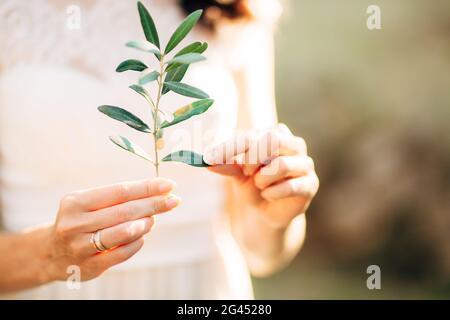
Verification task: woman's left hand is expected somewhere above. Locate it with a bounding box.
[205,123,319,229]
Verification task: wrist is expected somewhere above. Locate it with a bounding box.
[34,224,59,284]
[239,206,287,254]
[251,206,293,231]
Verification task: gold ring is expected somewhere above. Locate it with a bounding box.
[91,230,108,252]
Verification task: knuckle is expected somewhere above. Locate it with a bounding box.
[115,205,134,222]
[55,225,69,241]
[312,173,320,192]
[305,156,315,170]
[278,157,290,174]
[113,184,131,203]
[55,219,78,239]
[60,193,81,212]
[153,198,167,213]
[147,217,155,230]
[145,180,157,196]
[301,175,319,198]
[266,131,281,151]
[295,136,307,153]
[288,180,298,195]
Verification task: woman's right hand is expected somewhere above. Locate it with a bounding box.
[44,178,180,282]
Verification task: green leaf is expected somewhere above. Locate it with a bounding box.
[129,84,153,105]
[174,42,204,57]
[126,40,160,55]
[109,136,153,162]
[162,65,189,95]
[197,42,208,54]
[163,81,209,99]
[164,10,203,54]
[166,53,205,70]
[137,1,160,48]
[139,69,160,85]
[161,99,214,128]
[98,105,151,133]
[162,43,208,95]
[116,59,147,73]
[162,150,209,167]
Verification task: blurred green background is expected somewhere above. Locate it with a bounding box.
[253,0,450,299]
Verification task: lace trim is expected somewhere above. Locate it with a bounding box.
[0,0,178,77]
[0,0,280,75]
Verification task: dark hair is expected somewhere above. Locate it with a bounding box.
[178,0,252,31]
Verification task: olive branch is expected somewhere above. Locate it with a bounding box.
[98,1,213,176]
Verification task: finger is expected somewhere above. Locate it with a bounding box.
[260,174,319,201]
[83,194,181,231]
[86,237,145,272]
[75,217,154,256]
[243,131,307,176]
[207,164,246,179]
[90,217,154,255]
[203,132,257,165]
[68,178,176,212]
[101,217,154,249]
[254,156,314,190]
[277,123,293,135]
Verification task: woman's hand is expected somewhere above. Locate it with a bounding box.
[44,178,180,282]
[205,123,319,229]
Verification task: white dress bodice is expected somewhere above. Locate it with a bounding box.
[0,0,257,299]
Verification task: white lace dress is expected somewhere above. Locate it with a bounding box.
[0,0,280,299]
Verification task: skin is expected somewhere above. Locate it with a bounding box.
[207,16,320,276]
[0,178,180,293]
[206,124,319,276]
[0,2,318,293]
[0,124,318,293]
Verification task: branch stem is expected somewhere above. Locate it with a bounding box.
[152,55,165,177]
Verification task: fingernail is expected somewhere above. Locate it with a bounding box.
[159,180,175,193]
[166,195,181,209]
[203,149,216,165]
